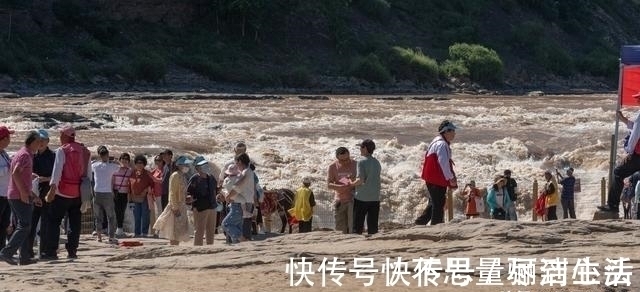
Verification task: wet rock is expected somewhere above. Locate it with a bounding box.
[86,91,113,99]
[0,92,20,98]
[298,95,329,100]
[593,210,619,220]
[22,111,101,129]
[92,113,114,122]
[375,96,403,100]
[527,90,545,96]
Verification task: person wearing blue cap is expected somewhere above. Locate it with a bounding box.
[416,120,459,226]
[187,156,217,245]
[153,156,192,245]
[27,129,56,258]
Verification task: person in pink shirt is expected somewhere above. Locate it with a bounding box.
[327,147,357,234]
[0,131,42,266]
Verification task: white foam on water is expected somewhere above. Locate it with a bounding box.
[1,94,632,225]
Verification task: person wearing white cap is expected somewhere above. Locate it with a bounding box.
[153,156,193,245]
[416,120,459,226]
[42,124,91,260]
[0,125,15,253]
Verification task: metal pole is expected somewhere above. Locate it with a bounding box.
[532,179,538,221]
[601,177,606,207]
[447,188,453,222]
[610,61,624,187]
[609,135,616,189]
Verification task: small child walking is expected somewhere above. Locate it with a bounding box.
[289,177,316,233]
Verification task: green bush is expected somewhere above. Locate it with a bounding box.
[129,52,166,83]
[440,59,469,79]
[448,43,503,83]
[349,53,392,84]
[386,47,439,84]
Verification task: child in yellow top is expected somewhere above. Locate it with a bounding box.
[289,177,316,233]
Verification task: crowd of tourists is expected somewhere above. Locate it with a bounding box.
[0,122,386,265]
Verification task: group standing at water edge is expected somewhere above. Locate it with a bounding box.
[3,107,638,265]
[0,122,383,264]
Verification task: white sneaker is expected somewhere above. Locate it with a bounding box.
[115,228,124,236]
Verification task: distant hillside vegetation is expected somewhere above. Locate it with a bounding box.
[0,0,638,92]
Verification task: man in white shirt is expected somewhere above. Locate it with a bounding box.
[91,146,120,243]
[42,125,91,260]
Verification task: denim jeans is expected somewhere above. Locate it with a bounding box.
[222,203,242,243]
[1,199,33,260]
[133,200,150,236]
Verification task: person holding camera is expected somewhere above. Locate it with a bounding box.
[556,168,576,219]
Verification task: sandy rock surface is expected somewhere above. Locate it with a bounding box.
[1,219,638,292]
